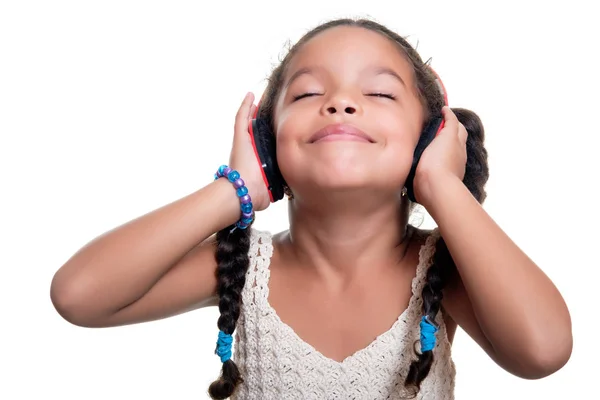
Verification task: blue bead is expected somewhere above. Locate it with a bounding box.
[218,165,228,176]
[227,170,240,182]
[241,203,253,213]
[236,186,248,197]
[241,217,253,224]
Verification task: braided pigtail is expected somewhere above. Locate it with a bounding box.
[207,225,252,399]
[404,235,453,395]
[405,108,489,394]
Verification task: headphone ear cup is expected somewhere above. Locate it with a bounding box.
[405,117,443,203]
[250,118,286,202]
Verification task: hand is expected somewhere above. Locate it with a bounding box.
[228,92,271,212]
[413,106,468,208]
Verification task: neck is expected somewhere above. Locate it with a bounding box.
[285,191,412,283]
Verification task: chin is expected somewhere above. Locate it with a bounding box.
[286,164,407,196]
[289,155,372,184]
[279,145,412,194]
[313,173,373,190]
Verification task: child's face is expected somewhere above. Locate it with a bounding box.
[273,26,425,197]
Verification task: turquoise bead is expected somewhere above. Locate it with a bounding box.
[236,186,248,197]
[227,171,240,182]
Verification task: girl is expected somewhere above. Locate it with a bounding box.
[50,18,572,399]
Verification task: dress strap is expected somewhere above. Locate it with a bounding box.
[241,229,274,308]
[413,227,441,288]
[411,227,444,326]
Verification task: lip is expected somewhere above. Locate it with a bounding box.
[309,123,374,143]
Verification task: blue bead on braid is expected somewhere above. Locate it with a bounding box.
[214,165,254,231]
[215,330,233,363]
[420,315,439,352]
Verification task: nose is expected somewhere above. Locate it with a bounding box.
[321,90,361,116]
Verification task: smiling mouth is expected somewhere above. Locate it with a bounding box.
[309,123,375,143]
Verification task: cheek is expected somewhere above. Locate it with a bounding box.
[377,139,415,186]
[274,111,296,141]
[372,115,420,185]
[273,112,304,178]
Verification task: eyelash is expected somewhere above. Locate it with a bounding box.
[292,92,396,101]
[368,93,396,100]
[292,92,320,101]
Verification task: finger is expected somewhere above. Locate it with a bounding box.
[234,92,255,136]
[248,104,257,122]
[458,123,468,144]
[441,106,459,134]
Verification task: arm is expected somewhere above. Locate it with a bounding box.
[425,174,572,379]
[50,92,267,328]
[50,178,240,328]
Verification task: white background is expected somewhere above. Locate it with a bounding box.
[1,1,598,399]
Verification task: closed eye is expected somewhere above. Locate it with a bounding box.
[367,93,396,100]
[292,92,321,101]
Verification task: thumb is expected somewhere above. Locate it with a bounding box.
[233,92,255,143]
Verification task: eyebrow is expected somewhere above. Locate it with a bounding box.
[283,65,407,89]
[372,67,406,87]
[284,67,315,90]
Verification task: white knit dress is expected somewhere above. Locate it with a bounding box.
[230,228,455,399]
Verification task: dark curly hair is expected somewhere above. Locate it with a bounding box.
[208,17,490,399]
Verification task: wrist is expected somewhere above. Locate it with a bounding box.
[209,178,247,229]
[416,171,463,211]
[213,165,255,230]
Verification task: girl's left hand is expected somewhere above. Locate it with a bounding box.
[413,106,468,207]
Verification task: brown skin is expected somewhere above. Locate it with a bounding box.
[51,26,571,379]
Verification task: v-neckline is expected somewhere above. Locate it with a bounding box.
[257,228,430,367]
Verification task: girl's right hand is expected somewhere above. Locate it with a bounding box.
[228,92,271,212]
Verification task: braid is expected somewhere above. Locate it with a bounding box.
[404,236,452,395]
[405,108,489,394]
[207,225,252,399]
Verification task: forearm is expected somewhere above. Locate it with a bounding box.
[423,175,572,373]
[51,179,240,315]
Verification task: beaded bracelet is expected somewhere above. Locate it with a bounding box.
[214,165,254,230]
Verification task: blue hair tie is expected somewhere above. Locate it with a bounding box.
[215,330,233,363]
[420,315,439,352]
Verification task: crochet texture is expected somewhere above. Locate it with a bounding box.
[230,228,455,399]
